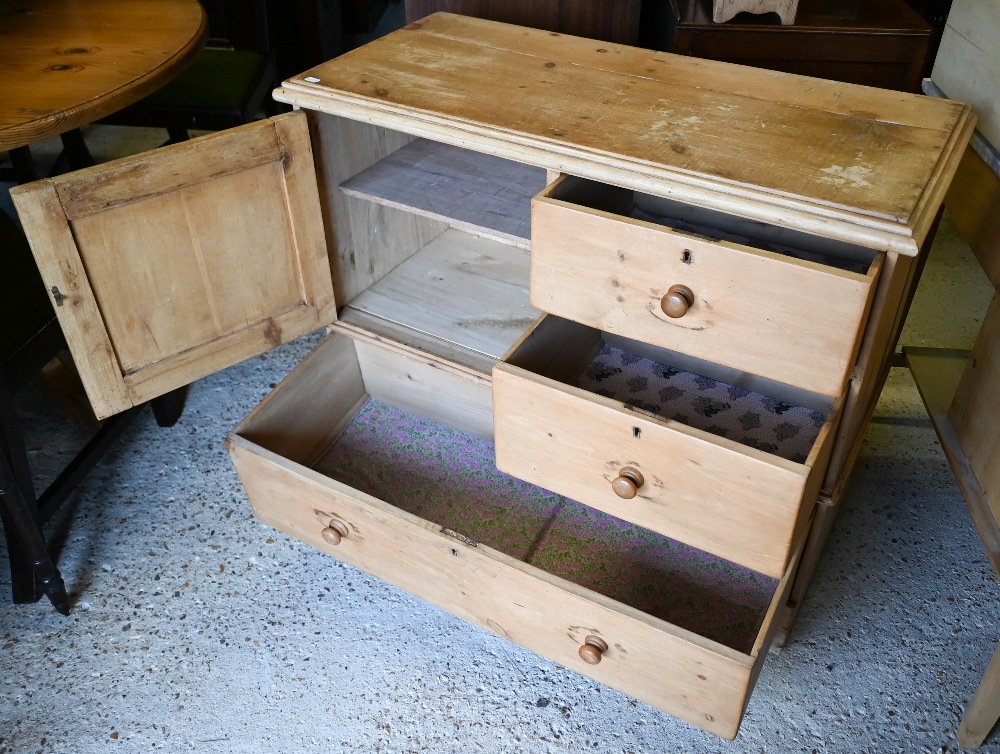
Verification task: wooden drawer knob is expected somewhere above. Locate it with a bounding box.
[611,466,644,499]
[321,518,349,546]
[578,635,609,665]
[660,284,694,318]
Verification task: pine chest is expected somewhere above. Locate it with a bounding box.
[12,13,974,738]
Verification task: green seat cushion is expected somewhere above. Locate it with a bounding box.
[143,48,269,111]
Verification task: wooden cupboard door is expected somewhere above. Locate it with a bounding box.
[11,113,337,420]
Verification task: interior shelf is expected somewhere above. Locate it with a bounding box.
[340,139,547,248]
[341,228,540,373]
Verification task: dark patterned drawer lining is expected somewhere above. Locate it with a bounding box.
[576,345,827,464]
[631,205,872,274]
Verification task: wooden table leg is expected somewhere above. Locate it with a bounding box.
[959,641,1000,748]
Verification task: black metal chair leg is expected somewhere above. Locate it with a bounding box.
[151,387,186,428]
[0,448,69,615]
[8,146,40,182]
[59,129,94,171]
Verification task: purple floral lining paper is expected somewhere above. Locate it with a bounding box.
[576,345,827,463]
[313,399,778,654]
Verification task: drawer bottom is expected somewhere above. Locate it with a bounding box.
[313,397,778,654]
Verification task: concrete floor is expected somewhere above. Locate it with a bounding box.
[2,118,998,753]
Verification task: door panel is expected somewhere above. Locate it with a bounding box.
[11,113,336,419]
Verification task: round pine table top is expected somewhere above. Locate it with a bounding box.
[0,0,206,152]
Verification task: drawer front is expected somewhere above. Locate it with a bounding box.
[531,188,881,397]
[229,436,781,740]
[492,361,836,579]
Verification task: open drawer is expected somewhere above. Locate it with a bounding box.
[493,315,842,578]
[228,326,800,740]
[531,175,884,398]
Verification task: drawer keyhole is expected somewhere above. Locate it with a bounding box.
[660,284,694,318]
[611,466,644,499]
[578,635,609,665]
[321,517,350,545]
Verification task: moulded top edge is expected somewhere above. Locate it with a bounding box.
[277,83,948,256]
[276,12,973,254]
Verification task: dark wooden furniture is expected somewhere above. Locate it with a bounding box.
[100,0,280,143]
[404,0,641,44]
[0,212,137,614]
[0,210,187,614]
[662,0,934,92]
[269,0,345,82]
[344,0,391,34]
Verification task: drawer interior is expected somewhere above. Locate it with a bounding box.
[235,330,781,656]
[505,315,837,464]
[547,175,879,271]
[578,342,825,463]
[312,397,778,654]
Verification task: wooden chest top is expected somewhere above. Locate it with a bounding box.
[276,12,974,254]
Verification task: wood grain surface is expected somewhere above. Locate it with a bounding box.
[277,12,974,254]
[11,114,336,420]
[492,316,836,577]
[229,421,795,740]
[0,0,206,151]
[345,228,539,361]
[531,177,881,397]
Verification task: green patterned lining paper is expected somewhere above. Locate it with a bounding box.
[313,399,778,654]
[576,345,827,463]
